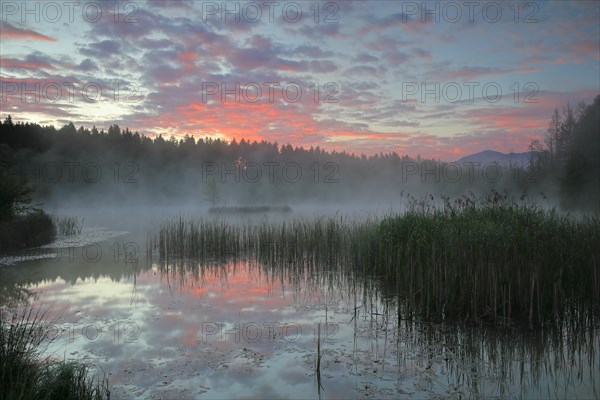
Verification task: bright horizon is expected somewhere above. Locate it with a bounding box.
[1,0,599,161]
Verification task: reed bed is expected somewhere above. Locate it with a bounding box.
[0,308,110,400]
[360,200,600,327]
[147,214,365,267]
[147,194,600,326]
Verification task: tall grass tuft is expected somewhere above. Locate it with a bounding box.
[53,216,84,236]
[0,308,110,400]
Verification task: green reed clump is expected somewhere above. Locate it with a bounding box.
[0,308,110,400]
[360,193,600,326]
[53,216,84,236]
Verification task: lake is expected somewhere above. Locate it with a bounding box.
[1,207,598,399]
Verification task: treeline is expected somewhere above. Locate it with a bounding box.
[529,94,600,209]
[0,98,597,209]
[0,116,437,205]
[0,116,505,206]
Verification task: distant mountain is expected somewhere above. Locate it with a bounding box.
[456,150,541,167]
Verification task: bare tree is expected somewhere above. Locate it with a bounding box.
[557,102,576,167]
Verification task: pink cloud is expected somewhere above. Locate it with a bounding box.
[178,51,197,72]
[1,58,55,70]
[0,22,55,41]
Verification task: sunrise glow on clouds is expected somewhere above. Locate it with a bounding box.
[1,0,598,160]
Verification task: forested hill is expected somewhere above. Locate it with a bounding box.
[0,117,438,206]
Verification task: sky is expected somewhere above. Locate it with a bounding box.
[1,0,599,160]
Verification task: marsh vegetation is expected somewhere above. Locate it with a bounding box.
[148,192,600,327]
[0,308,110,400]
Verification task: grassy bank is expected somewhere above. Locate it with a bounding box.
[0,308,110,400]
[148,195,600,326]
[0,211,56,252]
[0,214,84,254]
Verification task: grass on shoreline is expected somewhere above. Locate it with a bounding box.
[0,308,110,400]
[0,214,84,255]
[0,210,56,252]
[148,192,600,326]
